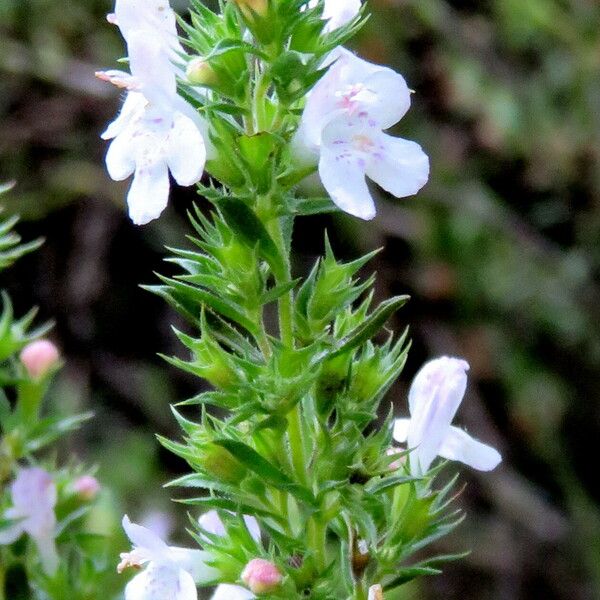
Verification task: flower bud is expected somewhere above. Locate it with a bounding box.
[198,443,247,485]
[230,0,268,18]
[241,558,282,595]
[73,475,101,501]
[368,584,383,600]
[186,57,218,87]
[20,340,60,380]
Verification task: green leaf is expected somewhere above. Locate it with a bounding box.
[260,278,301,304]
[213,439,316,505]
[176,496,279,520]
[365,474,421,495]
[384,566,442,590]
[154,274,259,336]
[25,412,93,452]
[290,197,340,216]
[217,198,285,279]
[327,295,410,359]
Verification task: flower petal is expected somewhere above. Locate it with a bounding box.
[439,426,502,471]
[392,418,410,443]
[198,510,225,537]
[127,157,170,226]
[102,92,147,140]
[166,113,206,186]
[125,563,192,600]
[127,30,176,111]
[210,584,255,600]
[408,357,469,415]
[366,133,429,200]
[11,468,57,512]
[176,568,198,600]
[168,548,219,584]
[106,128,137,181]
[363,69,411,129]
[122,515,170,556]
[0,523,25,545]
[319,119,376,220]
[244,515,261,543]
[114,0,182,55]
[322,0,362,31]
[34,531,59,576]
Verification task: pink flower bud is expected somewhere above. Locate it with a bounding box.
[20,340,60,379]
[368,584,383,600]
[73,475,101,501]
[241,558,282,595]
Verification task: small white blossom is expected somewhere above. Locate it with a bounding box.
[98,31,206,225]
[393,357,502,476]
[0,468,59,575]
[294,49,429,219]
[119,515,215,600]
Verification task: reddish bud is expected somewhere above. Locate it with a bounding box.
[73,475,101,501]
[241,558,282,595]
[20,340,60,379]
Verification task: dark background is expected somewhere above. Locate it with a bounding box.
[1,0,599,598]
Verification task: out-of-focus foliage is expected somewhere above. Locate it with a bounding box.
[0,0,598,599]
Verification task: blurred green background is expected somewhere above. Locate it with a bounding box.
[1,0,599,598]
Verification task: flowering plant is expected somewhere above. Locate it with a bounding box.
[96,1,502,598]
[0,184,120,599]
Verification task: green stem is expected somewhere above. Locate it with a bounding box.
[268,213,294,348]
[16,381,45,424]
[307,516,327,573]
[0,554,6,600]
[287,402,308,486]
[253,69,270,133]
[352,583,368,600]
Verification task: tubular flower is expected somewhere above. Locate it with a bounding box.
[294,48,429,219]
[98,32,206,225]
[393,357,502,476]
[0,468,59,575]
[118,515,215,600]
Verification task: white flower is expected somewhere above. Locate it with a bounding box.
[98,31,207,225]
[0,468,59,575]
[199,511,260,600]
[119,515,216,600]
[294,48,429,219]
[108,0,184,61]
[307,0,362,31]
[393,357,502,476]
